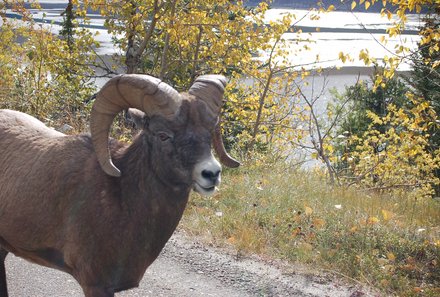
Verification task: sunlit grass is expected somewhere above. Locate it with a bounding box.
[181,161,440,296]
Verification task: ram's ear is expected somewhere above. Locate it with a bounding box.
[127,108,148,129]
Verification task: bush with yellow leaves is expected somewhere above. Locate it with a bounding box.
[343,94,440,198]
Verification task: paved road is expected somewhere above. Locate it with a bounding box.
[5,232,372,297]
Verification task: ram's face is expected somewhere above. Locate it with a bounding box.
[133,100,222,196]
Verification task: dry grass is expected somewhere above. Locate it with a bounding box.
[180,161,440,296]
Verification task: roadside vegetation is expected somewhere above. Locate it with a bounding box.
[181,161,440,296]
[1,0,439,296]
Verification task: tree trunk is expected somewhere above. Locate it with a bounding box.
[159,0,177,80]
[248,71,273,150]
[125,0,161,74]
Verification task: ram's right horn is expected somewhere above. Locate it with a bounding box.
[91,74,182,177]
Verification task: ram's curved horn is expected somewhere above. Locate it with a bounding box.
[212,122,240,168]
[91,74,182,177]
[189,75,240,168]
[189,75,226,119]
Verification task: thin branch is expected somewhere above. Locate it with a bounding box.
[135,0,162,58]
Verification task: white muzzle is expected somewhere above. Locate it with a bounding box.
[192,153,222,196]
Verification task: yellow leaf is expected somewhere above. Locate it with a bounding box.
[367,216,380,225]
[339,51,347,63]
[351,1,357,10]
[304,206,313,215]
[291,227,301,237]
[381,209,394,221]
[312,218,326,229]
[386,10,392,20]
[365,1,371,10]
[227,236,236,244]
[387,252,396,261]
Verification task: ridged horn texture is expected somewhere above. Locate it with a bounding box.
[91,74,182,177]
[213,123,241,168]
[189,75,240,168]
[189,75,226,119]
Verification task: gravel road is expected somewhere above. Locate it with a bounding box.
[5,232,373,297]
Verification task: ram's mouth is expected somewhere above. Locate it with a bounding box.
[193,182,217,196]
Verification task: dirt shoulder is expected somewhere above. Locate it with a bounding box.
[5,232,376,296]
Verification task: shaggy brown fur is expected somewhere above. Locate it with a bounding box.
[0,98,216,297]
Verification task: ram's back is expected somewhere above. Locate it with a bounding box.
[0,109,66,187]
[0,110,100,256]
[0,109,64,137]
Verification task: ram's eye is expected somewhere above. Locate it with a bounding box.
[157,132,171,142]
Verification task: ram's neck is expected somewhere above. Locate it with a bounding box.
[113,132,191,197]
[112,133,190,252]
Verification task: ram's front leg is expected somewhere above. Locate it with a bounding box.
[82,286,114,297]
[0,249,8,297]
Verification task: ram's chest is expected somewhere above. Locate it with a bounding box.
[70,193,189,288]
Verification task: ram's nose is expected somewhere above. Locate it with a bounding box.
[201,169,221,184]
[193,153,222,196]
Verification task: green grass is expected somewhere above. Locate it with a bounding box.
[180,161,440,296]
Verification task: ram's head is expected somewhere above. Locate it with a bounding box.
[90,74,239,195]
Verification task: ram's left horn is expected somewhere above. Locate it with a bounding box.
[189,75,240,168]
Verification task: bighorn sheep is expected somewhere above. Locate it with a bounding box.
[0,74,239,297]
